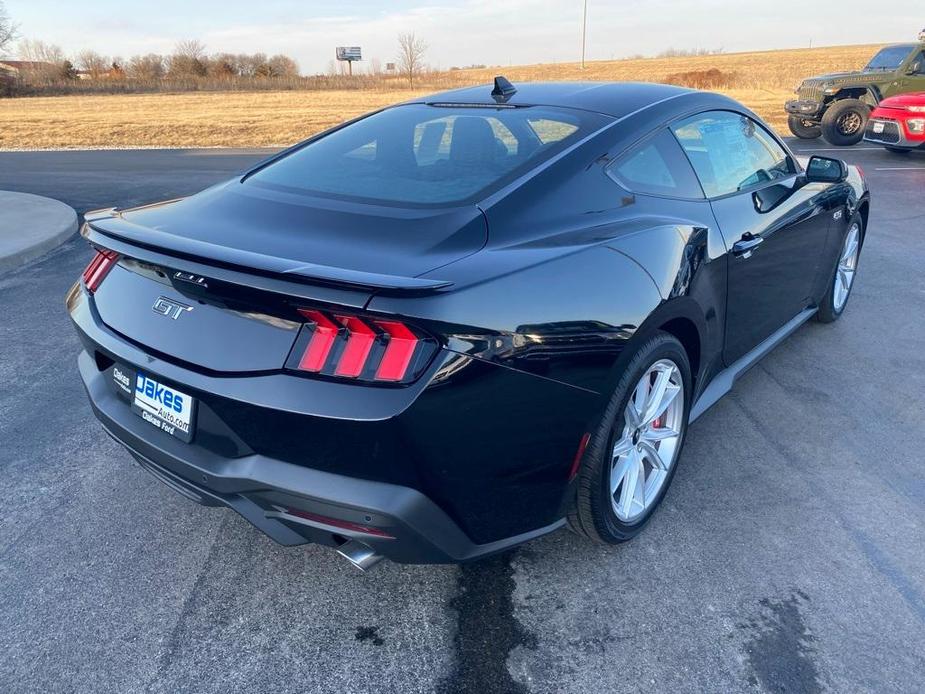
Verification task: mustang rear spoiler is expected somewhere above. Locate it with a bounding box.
[82,208,454,296]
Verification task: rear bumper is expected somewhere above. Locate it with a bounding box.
[80,350,562,563]
[786,99,824,119]
[68,283,597,563]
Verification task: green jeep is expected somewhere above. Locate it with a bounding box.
[786,42,925,145]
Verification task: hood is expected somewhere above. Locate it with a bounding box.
[802,71,866,85]
[94,178,488,286]
[877,92,925,109]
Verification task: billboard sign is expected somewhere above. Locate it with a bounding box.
[336,47,362,62]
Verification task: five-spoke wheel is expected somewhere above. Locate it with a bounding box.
[569,332,691,543]
[833,222,860,312]
[610,360,684,522]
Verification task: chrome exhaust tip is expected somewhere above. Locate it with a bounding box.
[336,540,383,571]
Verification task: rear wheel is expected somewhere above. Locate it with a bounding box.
[788,115,822,139]
[569,332,691,543]
[820,99,869,146]
[815,216,862,323]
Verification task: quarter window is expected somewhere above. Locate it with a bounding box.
[671,111,795,198]
[607,129,704,199]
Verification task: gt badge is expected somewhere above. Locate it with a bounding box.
[152,296,193,320]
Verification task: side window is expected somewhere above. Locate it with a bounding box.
[607,129,704,199]
[912,51,925,74]
[671,111,795,198]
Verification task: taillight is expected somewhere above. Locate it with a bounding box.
[289,309,436,384]
[82,248,120,293]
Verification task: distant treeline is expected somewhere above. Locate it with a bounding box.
[3,39,316,96]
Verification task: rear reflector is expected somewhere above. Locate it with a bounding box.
[568,432,592,480]
[292,309,433,384]
[283,507,394,538]
[82,249,120,293]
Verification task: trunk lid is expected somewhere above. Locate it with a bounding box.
[86,180,485,373]
[105,179,487,281]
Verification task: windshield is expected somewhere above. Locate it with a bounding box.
[246,103,610,206]
[864,45,915,71]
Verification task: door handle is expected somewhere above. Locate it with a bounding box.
[732,234,764,259]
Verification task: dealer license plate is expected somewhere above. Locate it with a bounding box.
[131,371,196,442]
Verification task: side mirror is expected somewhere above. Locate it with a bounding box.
[805,155,848,184]
[907,61,922,75]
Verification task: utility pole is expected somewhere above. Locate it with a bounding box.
[580,0,588,69]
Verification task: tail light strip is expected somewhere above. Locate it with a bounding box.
[297,310,339,372]
[375,321,419,382]
[292,309,433,383]
[82,248,120,293]
[334,315,377,378]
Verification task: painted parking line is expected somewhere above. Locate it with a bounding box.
[874,167,925,171]
[793,147,882,153]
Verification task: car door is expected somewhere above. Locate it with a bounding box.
[671,111,831,365]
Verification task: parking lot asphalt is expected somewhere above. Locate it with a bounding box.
[1,141,923,693]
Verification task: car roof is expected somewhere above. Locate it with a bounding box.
[413,81,696,119]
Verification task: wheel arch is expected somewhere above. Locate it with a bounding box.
[857,198,870,245]
[609,297,711,401]
[828,88,879,108]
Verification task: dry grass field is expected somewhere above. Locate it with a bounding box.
[0,44,883,149]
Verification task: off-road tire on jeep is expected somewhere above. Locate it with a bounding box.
[820,99,869,146]
[788,115,822,139]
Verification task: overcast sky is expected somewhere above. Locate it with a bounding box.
[4,0,922,73]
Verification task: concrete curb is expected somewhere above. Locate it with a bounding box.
[0,191,79,273]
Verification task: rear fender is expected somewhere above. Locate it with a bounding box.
[370,244,663,399]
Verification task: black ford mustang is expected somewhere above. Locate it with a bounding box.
[68,79,869,569]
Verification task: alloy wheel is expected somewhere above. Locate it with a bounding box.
[610,359,685,522]
[837,111,863,136]
[833,223,860,311]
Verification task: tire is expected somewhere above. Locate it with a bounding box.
[788,115,822,139]
[568,331,691,544]
[815,214,863,323]
[820,99,869,146]
[885,146,910,155]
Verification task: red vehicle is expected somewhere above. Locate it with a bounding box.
[864,92,925,153]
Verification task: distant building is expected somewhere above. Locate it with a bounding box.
[0,60,57,77]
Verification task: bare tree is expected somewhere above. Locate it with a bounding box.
[239,52,267,78]
[368,57,382,76]
[17,39,67,82]
[396,32,426,87]
[0,1,17,56]
[77,50,110,78]
[168,39,207,77]
[267,54,299,78]
[208,53,240,79]
[126,53,165,80]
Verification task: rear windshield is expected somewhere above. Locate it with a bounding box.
[865,45,915,71]
[246,104,610,206]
